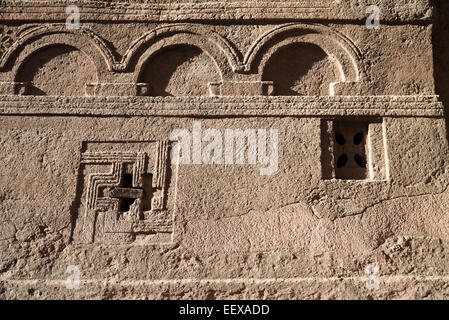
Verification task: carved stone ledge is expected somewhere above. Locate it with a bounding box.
[0,1,433,22]
[0,95,443,117]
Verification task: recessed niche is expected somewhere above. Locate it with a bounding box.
[138,45,221,97]
[262,42,339,96]
[16,45,98,96]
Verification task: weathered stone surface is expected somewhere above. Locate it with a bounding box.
[0,0,448,300]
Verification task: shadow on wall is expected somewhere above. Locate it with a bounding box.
[13,38,340,97]
[262,42,338,96]
[16,44,97,96]
[433,0,449,141]
[138,44,221,97]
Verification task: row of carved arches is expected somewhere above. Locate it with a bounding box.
[0,23,365,97]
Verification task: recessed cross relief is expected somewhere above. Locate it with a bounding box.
[333,122,368,180]
[321,120,389,181]
[71,141,174,245]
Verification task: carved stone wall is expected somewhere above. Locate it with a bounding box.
[0,0,448,299]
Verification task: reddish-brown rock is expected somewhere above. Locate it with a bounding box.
[0,0,448,300]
